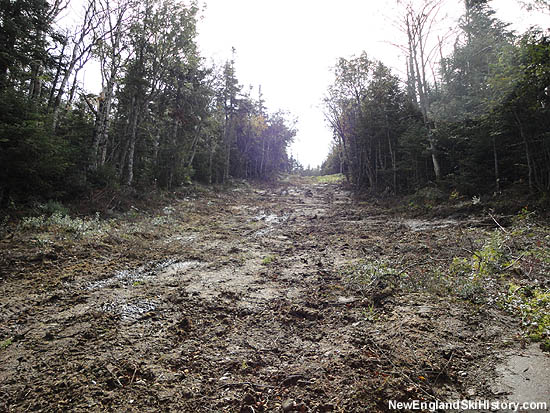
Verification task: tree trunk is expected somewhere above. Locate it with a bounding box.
[387,124,397,193]
[186,125,202,169]
[51,45,79,131]
[223,121,231,182]
[48,41,66,107]
[124,95,140,186]
[68,67,81,105]
[492,135,500,193]
[208,138,214,184]
[259,138,266,177]
[90,96,104,171]
[90,81,114,171]
[29,61,42,100]
[99,85,114,167]
[429,139,441,180]
[513,110,533,192]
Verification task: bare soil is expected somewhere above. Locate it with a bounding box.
[0,178,548,412]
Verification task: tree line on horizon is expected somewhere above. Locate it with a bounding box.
[2,0,549,209]
[0,0,296,207]
[322,0,550,198]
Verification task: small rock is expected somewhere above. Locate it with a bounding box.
[282,399,295,412]
[337,296,356,304]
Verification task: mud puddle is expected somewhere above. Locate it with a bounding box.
[252,210,290,237]
[85,259,201,290]
[400,218,459,231]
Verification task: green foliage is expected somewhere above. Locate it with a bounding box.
[36,200,70,217]
[503,283,550,349]
[323,3,550,197]
[0,0,295,208]
[445,231,509,303]
[1,0,548,206]
[20,215,46,230]
[261,255,277,265]
[471,233,507,278]
[342,259,403,289]
[0,92,72,201]
[325,55,414,192]
[87,165,119,189]
[320,144,343,176]
[150,215,171,226]
[314,174,345,184]
[513,206,535,224]
[0,337,13,351]
[20,211,104,238]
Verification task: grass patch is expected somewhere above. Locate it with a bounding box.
[314,174,345,184]
[342,259,403,284]
[341,259,405,301]
[261,255,277,265]
[20,211,106,238]
[0,337,13,351]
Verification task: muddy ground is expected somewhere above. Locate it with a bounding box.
[0,178,549,412]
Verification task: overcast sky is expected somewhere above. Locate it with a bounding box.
[196,0,548,168]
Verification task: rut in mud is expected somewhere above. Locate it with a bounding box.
[1,179,549,412]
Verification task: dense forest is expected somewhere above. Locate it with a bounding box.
[0,0,296,207]
[322,0,550,198]
[1,0,549,208]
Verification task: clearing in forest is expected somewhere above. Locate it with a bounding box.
[1,178,549,412]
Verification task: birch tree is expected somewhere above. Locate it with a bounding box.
[88,0,130,172]
[50,0,102,131]
[398,0,447,180]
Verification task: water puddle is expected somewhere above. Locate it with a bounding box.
[102,298,159,321]
[159,261,200,277]
[253,228,272,237]
[86,259,200,290]
[252,210,289,237]
[400,218,459,232]
[254,210,289,224]
[164,233,198,244]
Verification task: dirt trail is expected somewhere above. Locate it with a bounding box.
[0,179,548,412]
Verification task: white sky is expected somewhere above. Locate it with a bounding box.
[196,0,549,168]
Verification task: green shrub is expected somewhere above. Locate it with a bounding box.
[20,211,104,238]
[503,283,550,349]
[20,215,46,230]
[37,200,70,216]
[261,255,277,265]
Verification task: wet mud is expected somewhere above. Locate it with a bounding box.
[0,179,548,412]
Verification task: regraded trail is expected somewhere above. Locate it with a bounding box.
[0,178,548,412]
